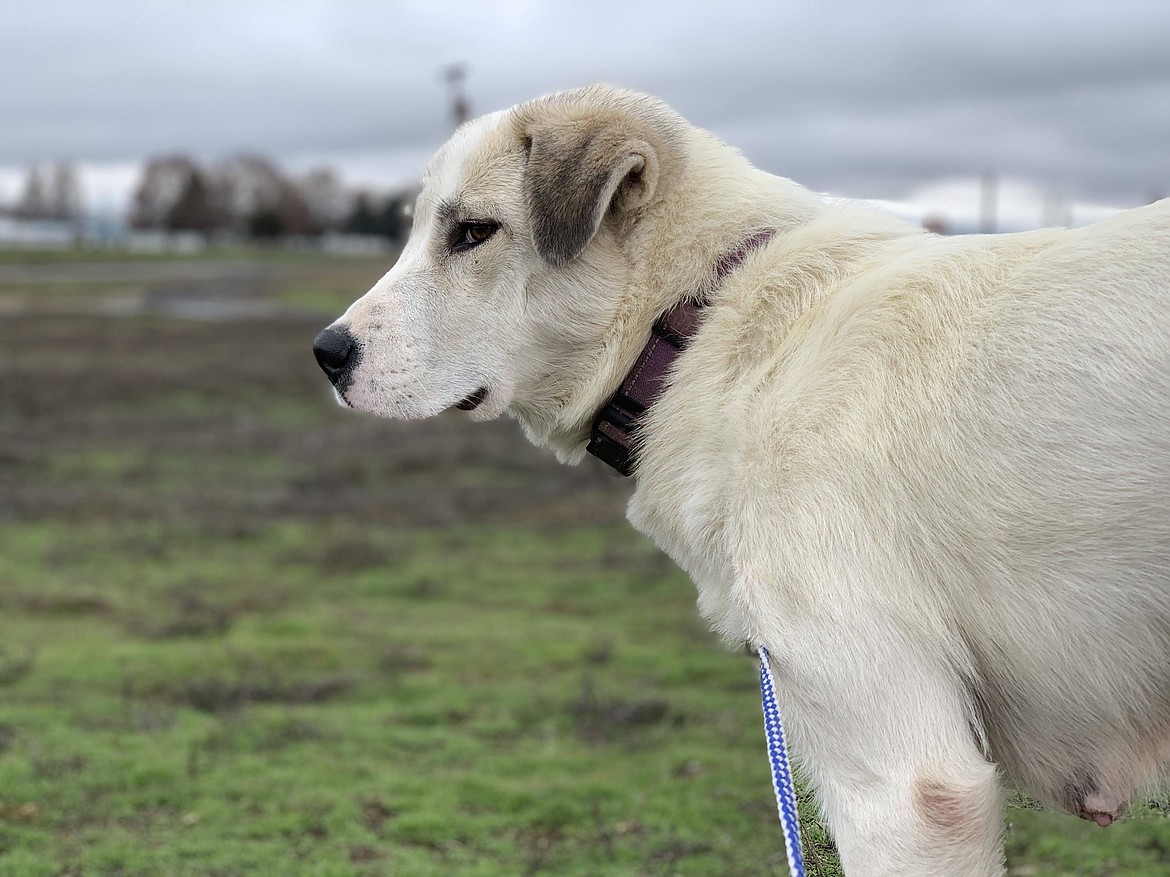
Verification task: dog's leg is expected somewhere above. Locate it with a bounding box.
[744,582,1004,877]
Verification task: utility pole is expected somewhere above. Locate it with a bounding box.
[1042,191,1064,229]
[441,63,470,130]
[979,169,997,234]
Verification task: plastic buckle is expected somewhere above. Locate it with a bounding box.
[586,405,637,476]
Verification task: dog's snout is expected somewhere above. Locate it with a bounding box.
[313,325,359,390]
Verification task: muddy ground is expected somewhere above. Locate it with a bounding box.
[0,254,631,531]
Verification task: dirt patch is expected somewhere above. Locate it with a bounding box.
[0,649,36,686]
[171,673,355,713]
[125,590,235,639]
[647,830,714,869]
[568,677,674,743]
[0,305,632,529]
[1,591,111,616]
[358,795,398,836]
[314,537,392,573]
[378,644,431,676]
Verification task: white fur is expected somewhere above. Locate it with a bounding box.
[325,85,1170,876]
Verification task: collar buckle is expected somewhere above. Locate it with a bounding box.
[586,411,637,476]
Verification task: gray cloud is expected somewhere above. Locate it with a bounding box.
[2,0,1167,204]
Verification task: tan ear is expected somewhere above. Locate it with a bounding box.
[523,119,660,267]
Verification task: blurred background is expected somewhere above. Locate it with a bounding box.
[1,2,1167,875]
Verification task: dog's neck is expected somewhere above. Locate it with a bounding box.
[584,227,779,475]
[508,134,830,463]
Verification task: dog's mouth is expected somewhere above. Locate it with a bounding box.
[455,387,488,411]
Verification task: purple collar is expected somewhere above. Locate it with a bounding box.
[586,228,777,476]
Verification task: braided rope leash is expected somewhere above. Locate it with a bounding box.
[757,644,806,877]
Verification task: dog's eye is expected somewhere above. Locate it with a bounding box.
[452,221,499,252]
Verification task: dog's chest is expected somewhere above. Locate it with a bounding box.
[626,413,750,644]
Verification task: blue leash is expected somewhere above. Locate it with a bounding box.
[757,644,806,877]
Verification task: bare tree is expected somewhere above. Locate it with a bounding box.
[167,169,221,233]
[15,165,49,219]
[344,192,380,235]
[214,154,314,236]
[299,167,349,231]
[131,155,203,229]
[132,153,338,237]
[46,161,83,221]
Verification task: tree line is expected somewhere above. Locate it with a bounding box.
[7,161,83,222]
[130,154,415,241]
[3,156,416,242]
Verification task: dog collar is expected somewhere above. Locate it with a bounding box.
[586,228,777,475]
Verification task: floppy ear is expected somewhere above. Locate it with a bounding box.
[523,120,660,267]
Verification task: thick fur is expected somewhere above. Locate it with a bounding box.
[323,85,1170,876]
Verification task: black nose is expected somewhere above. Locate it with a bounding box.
[313,325,359,390]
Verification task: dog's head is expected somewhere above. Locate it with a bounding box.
[313,86,685,440]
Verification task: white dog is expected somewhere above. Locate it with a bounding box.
[314,85,1170,876]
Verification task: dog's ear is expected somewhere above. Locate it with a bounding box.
[522,117,660,267]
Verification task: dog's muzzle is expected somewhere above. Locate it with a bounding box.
[313,325,360,393]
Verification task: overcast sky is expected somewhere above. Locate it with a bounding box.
[2,0,1168,218]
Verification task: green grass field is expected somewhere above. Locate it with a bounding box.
[1,249,1167,875]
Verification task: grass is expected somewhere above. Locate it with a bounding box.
[0,251,1166,875]
[0,519,810,877]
